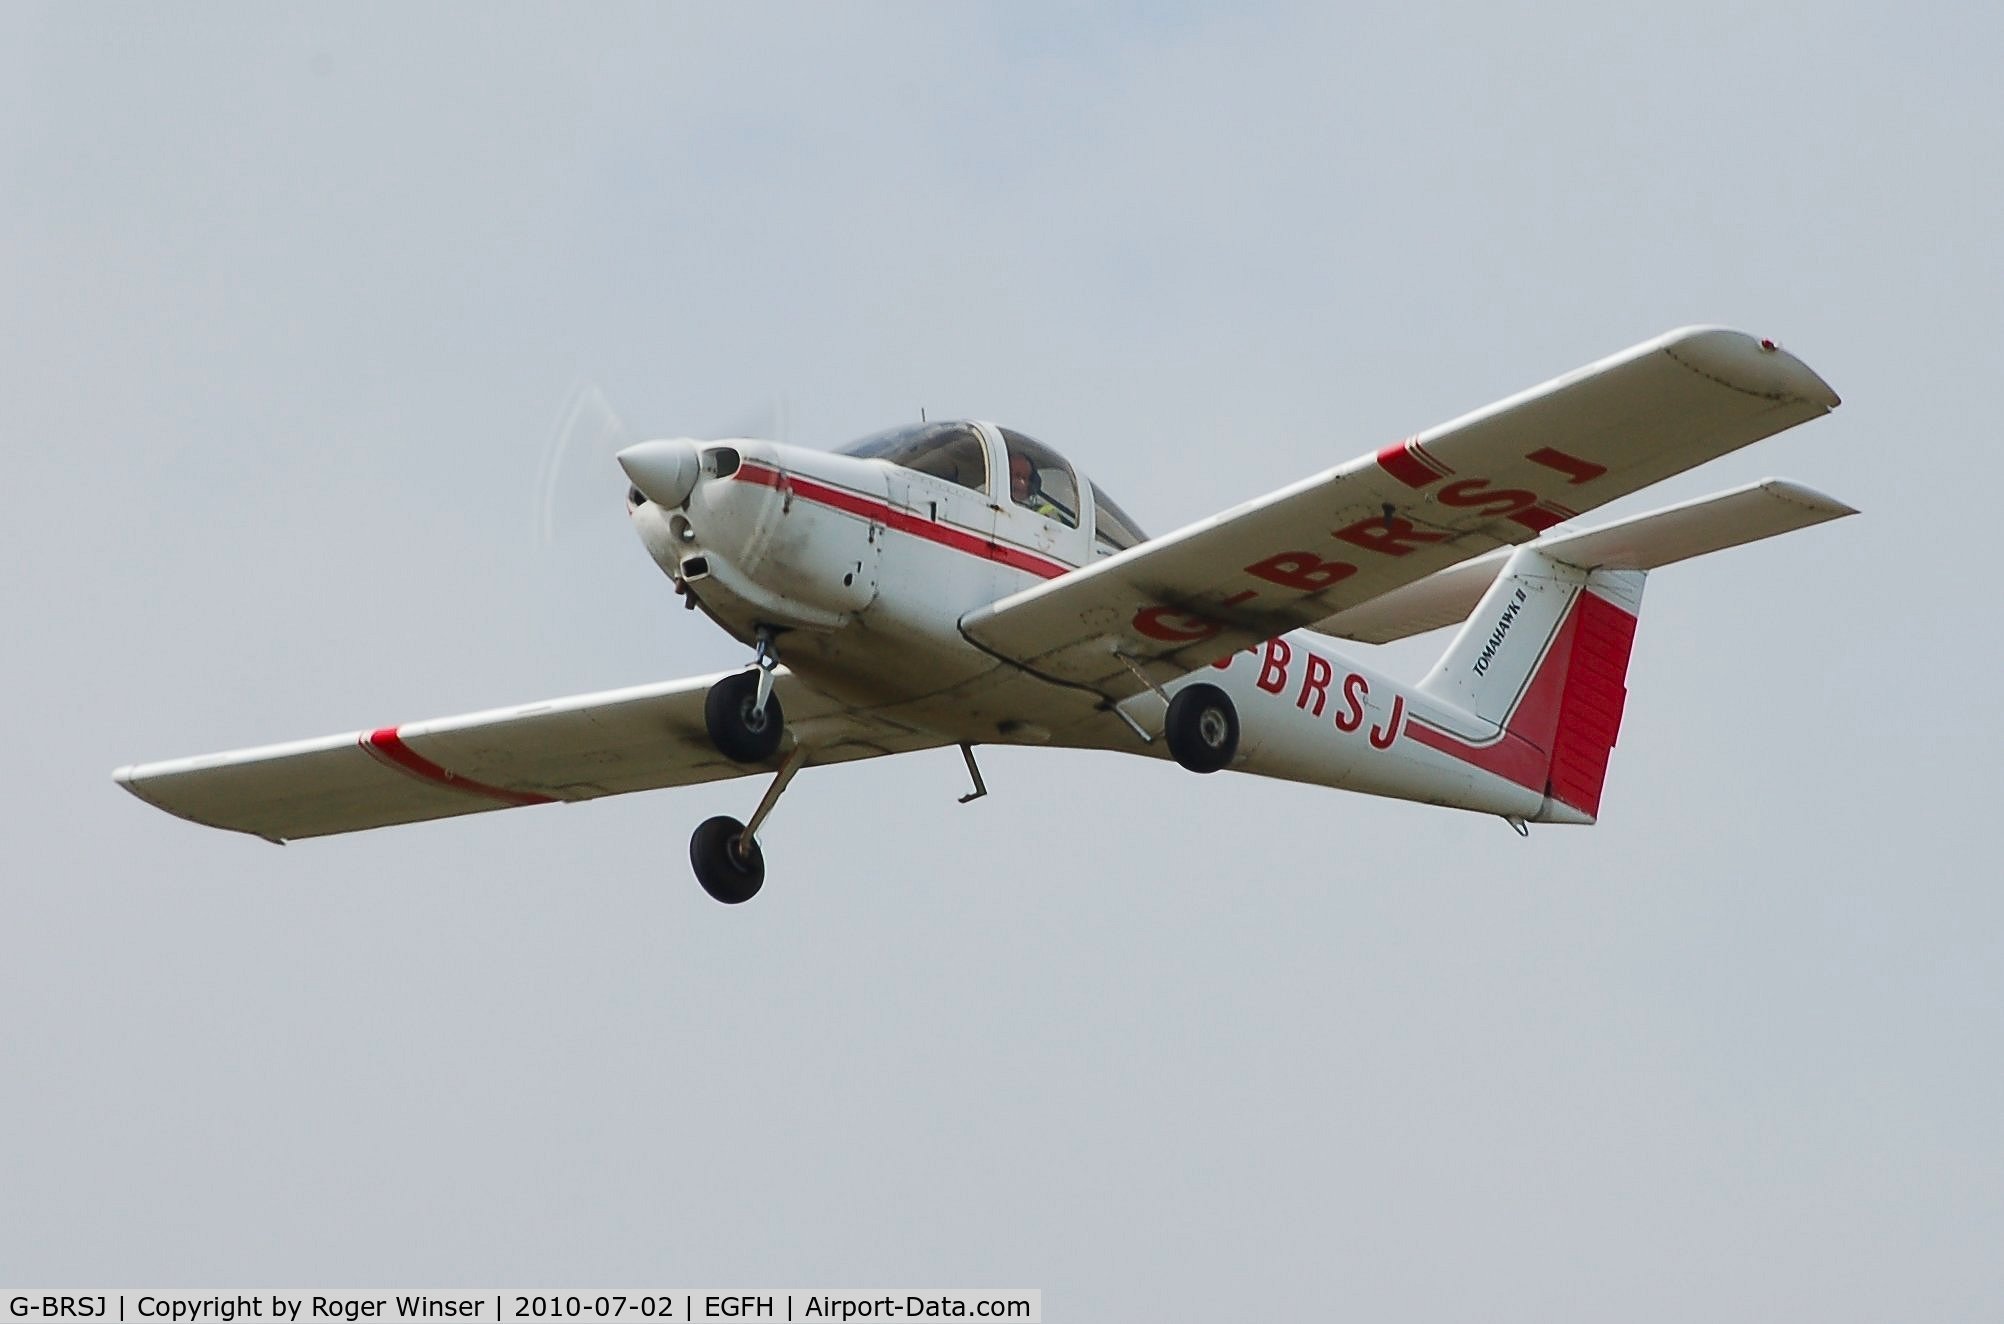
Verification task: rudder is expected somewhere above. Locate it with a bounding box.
[1537,575,1641,822]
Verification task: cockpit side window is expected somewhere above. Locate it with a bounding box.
[1090,482,1148,554]
[998,428,1080,528]
[836,421,989,494]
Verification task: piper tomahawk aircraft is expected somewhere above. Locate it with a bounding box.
[117,327,1853,903]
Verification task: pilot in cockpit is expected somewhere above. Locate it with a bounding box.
[1009,452,1063,521]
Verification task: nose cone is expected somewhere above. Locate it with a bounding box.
[618,439,703,509]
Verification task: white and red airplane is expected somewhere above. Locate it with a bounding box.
[116,327,1853,903]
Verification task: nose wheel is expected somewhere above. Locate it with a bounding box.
[704,630,786,762]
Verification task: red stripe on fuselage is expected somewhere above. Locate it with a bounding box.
[359,728,555,807]
[734,461,1072,580]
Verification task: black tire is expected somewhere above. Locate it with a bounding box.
[704,670,785,763]
[1164,683,1239,774]
[690,815,765,904]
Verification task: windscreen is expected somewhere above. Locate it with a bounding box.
[837,421,989,493]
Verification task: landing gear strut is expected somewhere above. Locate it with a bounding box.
[704,629,785,763]
[690,746,806,905]
[1163,683,1239,773]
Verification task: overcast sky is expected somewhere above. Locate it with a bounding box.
[4,3,2000,1317]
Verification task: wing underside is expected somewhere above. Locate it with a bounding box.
[115,671,940,842]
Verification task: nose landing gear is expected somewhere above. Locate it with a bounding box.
[704,629,786,763]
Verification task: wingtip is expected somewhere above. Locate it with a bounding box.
[113,764,173,813]
[1660,327,1842,410]
[1755,478,1860,520]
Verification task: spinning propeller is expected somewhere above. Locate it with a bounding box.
[531,381,789,547]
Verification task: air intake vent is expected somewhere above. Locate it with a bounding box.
[705,447,741,479]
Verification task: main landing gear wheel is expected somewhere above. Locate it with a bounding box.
[1164,683,1239,774]
[705,670,785,763]
[690,814,765,905]
[690,747,804,906]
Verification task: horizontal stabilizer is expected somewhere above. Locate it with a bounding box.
[1312,479,1856,644]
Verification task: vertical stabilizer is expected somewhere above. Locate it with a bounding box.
[1417,546,1644,823]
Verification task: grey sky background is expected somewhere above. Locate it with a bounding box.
[4,2,1999,1316]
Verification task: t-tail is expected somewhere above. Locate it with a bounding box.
[1404,479,1857,825]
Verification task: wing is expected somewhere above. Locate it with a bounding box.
[1313,478,1859,644]
[959,327,1839,699]
[114,670,941,843]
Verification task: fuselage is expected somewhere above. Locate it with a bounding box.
[626,426,1565,824]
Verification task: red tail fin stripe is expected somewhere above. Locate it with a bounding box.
[1405,720,1550,792]
[1405,594,1585,790]
[1543,591,1637,818]
[1406,586,1638,816]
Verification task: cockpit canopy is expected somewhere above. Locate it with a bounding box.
[839,421,989,492]
[836,420,1148,554]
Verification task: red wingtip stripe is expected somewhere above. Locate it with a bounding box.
[360,728,555,807]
